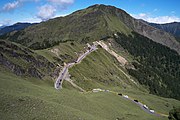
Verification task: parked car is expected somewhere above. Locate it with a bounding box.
[150,110,155,113]
[134,100,138,102]
[143,105,148,109]
[123,95,129,98]
[118,93,122,96]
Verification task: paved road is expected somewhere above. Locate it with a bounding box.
[54,42,168,118]
[122,96,162,117]
[54,44,97,89]
[54,64,69,89]
[85,89,168,118]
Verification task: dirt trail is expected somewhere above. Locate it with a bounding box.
[66,78,85,92]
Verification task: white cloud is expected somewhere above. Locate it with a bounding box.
[138,13,146,17]
[54,13,69,17]
[0,0,74,24]
[0,19,12,26]
[19,17,42,23]
[1,0,39,12]
[37,4,56,21]
[132,13,180,24]
[36,0,73,21]
[3,1,20,12]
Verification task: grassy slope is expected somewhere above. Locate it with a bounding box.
[69,47,138,91]
[1,66,180,120]
[1,5,134,50]
[104,14,132,35]
[36,41,85,63]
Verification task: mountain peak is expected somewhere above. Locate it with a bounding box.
[2,4,180,54]
[87,4,125,13]
[88,4,117,8]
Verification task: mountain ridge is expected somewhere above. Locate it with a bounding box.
[1,4,180,54]
[0,4,180,120]
[149,22,180,38]
[0,22,36,36]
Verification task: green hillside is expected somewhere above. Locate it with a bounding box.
[0,5,132,50]
[0,4,180,120]
[69,47,138,91]
[1,39,180,119]
[114,32,180,100]
[1,66,180,120]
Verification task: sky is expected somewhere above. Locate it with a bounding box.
[0,0,180,26]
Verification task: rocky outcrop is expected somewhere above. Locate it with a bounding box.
[27,67,43,79]
[0,40,56,79]
[0,53,25,76]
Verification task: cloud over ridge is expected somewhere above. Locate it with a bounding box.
[132,13,180,23]
[37,4,56,21]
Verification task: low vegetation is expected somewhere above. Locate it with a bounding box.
[114,32,180,100]
[169,107,180,120]
[0,67,180,120]
[69,47,138,91]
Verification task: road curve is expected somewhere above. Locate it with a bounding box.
[54,42,169,118]
[84,89,169,118]
[54,44,97,89]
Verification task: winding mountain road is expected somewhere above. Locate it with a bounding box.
[54,42,168,118]
[54,44,97,89]
[85,89,169,118]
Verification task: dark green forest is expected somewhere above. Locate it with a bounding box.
[169,107,180,120]
[114,32,180,100]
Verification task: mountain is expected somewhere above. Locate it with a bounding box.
[0,4,180,99]
[0,22,36,35]
[149,22,180,38]
[0,25,6,29]
[1,38,180,120]
[0,4,180,120]
[114,32,180,99]
[1,4,180,54]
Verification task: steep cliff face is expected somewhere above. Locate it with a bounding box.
[0,40,56,79]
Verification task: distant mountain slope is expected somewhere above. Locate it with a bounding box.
[149,22,180,37]
[1,4,180,54]
[0,25,6,29]
[0,23,36,35]
[114,32,180,100]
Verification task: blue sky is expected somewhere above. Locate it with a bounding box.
[0,0,180,26]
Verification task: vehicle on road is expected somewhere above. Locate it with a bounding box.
[143,105,148,109]
[150,110,155,113]
[123,95,129,98]
[105,90,109,92]
[134,100,138,102]
[118,93,122,96]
